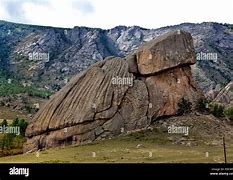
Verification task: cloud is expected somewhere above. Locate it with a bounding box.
[0,0,95,27]
[0,0,232,29]
[0,0,50,23]
[2,0,27,22]
[72,0,94,15]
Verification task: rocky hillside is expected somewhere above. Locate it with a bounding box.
[23,31,204,152]
[0,21,232,93]
[212,81,233,107]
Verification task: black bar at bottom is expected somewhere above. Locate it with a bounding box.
[0,164,233,179]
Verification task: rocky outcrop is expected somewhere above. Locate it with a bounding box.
[135,30,196,75]
[23,30,203,152]
[212,81,233,107]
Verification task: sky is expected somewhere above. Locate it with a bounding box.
[0,0,232,29]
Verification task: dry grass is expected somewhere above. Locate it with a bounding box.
[0,124,232,163]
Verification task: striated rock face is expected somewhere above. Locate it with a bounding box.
[212,81,233,107]
[23,31,203,152]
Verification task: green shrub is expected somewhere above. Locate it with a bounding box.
[0,118,28,151]
[177,98,192,115]
[12,135,26,149]
[195,98,209,112]
[25,105,38,114]
[224,107,233,121]
[10,118,28,136]
[18,119,29,135]
[11,118,19,127]
[0,119,8,126]
[1,134,14,150]
[209,104,224,117]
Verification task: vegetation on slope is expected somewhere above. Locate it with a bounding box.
[0,118,28,157]
[0,75,52,98]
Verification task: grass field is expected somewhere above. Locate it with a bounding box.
[0,106,28,121]
[0,126,232,163]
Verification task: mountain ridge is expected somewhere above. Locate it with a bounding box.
[0,20,232,93]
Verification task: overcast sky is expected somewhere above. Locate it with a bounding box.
[0,0,232,29]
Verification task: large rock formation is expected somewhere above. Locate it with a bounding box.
[23,31,203,152]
